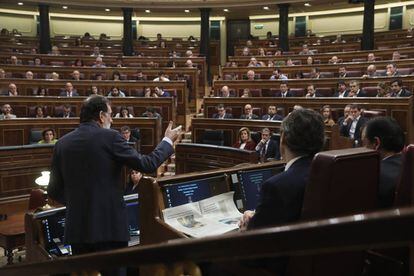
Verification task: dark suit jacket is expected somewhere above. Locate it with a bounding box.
[232,140,256,151]
[276,90,293,97]
[379,154,402,208]
[256,139,280,160]
[333,90,349,97]
[391,89,412,97]
[240,114,259,120]
[48,121,173,244]
[262,114,283,121]
[356,89,367,97]
[58,112,76,118]
[212,113,233,119]
[340,116,368,143]
[248,156,312,229]
[59,90,79,97]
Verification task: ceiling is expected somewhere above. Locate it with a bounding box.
[0,0,407,17]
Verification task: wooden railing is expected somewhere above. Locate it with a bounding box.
[2,207,414,275]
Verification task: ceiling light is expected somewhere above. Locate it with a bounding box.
[62,6,68,9]
[304,2,311,7]
[18,2,24,5]
[105,8,110,12]
[223,9,229,12]
[184,9,190,13]
[145,9,151,13]
[263,6,270,10]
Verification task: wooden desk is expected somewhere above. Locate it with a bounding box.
[0,212,25,264]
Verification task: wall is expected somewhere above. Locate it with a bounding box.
[250,2,411,38]
[0,10,37,36]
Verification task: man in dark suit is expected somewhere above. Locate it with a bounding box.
[333,81,349,97]
[239,109,325,274]
[48,96,180,273]
[262,105,283,121]
[212,104,233,119]
[254,128,280,161]
[386,63,401,77]
[340,104,368,146]
[337,104,351,126]
[240,104,259,120]
[389,79,412,97]
[59,82,79,97]
[305,84,323,98]
[348,80,367,97]
[58,104,76,118]
[362,117,404,208]
[276,82,293,97]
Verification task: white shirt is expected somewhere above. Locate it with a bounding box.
[284,156,305,171]
[239,142,246,150]
[349,115,361,139]
[338,91,346,98]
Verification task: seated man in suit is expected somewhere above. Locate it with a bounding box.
[255,128,280,161]
[389,79,412,97]
[348,80,366,97]
[240,104,259,120]
[362,117,404,209]
[333,81,349,98]
[220,85,233,97]
[141,107,161,119]
[238,109,325,274]
[212,104,233,119]
[277,82,293,97]
[337,104,351,126]
[340,104,368,146]
[305,84,322,98]
[1,83,18,96]
[338,66,347,78]
[0,103,17,119]
[262,105,283,121]
[59,104,76,118]
[385,63,400,77]
[120,125,138,144]
[60,82,79,97]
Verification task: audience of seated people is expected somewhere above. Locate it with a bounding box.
[362,117,405,208]
[232,127,256,150]
[212,104,233,119]
[37,128,58,144]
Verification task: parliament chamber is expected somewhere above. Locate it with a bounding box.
[0,0,414,275]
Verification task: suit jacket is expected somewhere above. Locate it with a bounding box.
[356,89,367,97]
[340,116,368,143]
[391,89,412,97]
[333,90,349,97]
[59,90,79,97]
[232,140,256,151]
[48,121,173,244]
[276,90,293,97]
[58,112,76,118]
[212,113,233,119]
[256,139,280,160]
[248,156,312,229]
[262,114,283,121]
[240,113,259,120]
[379,154,402,208]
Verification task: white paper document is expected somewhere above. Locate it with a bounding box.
[162,192,242,238]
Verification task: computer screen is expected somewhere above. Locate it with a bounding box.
[34,194,141,256]
[35,207,71,257]
[162,175,228,208]
[124,193,140,236]
[232,167,282,211]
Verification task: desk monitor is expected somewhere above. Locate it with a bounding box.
[231,167,284,211]
[162,175,228,208]
[34,207,71,257]
[124,193,140,237]
[34,194,141,256]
